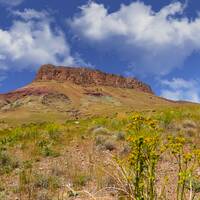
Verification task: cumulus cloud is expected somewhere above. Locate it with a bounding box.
[0,0,24,6]
[70,1,200,76]
[0,9,75,71]
[160,78,200,103]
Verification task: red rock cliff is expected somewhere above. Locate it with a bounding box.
[35,64,154,94]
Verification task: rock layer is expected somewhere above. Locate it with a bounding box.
[35,64,154,94]
[0,87,52,101]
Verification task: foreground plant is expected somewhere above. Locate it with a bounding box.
[110,114,200,200]
[167,136,200,200]
[125,114,161,199]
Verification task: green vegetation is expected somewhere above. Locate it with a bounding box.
[0,149,19,174]
[0,106,200,199]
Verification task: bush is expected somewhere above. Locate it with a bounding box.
[37,140,60,157]
[34,174,60,190]
[110,113,200,200]
[182,119,197,129]
[0,150,19,174]
[106,114,162,199]
[40,146,60,157]
[116,132,125,141]
[92,127,110,135]
[95,135,106,145]
[120,144,131,155]
[186,178,200,193]
[104,140,116,151]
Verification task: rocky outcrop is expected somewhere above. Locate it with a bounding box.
[0,87,52,102]
[35,64,154,94]
[0,86,68,102]
[0,86,70,110]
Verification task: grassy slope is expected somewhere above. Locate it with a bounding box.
[0,106,200,199]
[0,80,193,126]
[0,81,200,199]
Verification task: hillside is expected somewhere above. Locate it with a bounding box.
[0,65,200,200]
[0,64,178,124]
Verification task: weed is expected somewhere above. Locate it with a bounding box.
[73,173,90,187]
[167,136,200,200]
[41,146,60,157]
[37,140,60,157]
[18,161,35,199]
[45,123,60,141]
[34,174,61,190]
[106,114,162,200]
[156,110,177,128]
[109,113,200,200]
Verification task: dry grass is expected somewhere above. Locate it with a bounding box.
[0,106,200,199]
[0,80,193,126]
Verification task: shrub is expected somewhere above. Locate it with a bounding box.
[116,132,125,141]
[110,113,200,200]
[186,178,200,193]
[105,114,162,199]
[0,150,19,174]
[95,135,106,145]
[104,140,116,151]
[167,136,200,200]
[92,127,110,135]
[120,144,131,155]
[182,119,197,129]
[34,174,61,190]
[40,146,60,157]
[37,140,60,157]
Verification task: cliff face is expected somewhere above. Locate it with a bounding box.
[35,64,154,94]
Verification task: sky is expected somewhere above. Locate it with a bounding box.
[0,0,200,102]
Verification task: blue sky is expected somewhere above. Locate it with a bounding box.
[0,0,200,102]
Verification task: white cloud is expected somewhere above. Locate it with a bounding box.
[0,9,75,71]
[160,78,200,103]
[70,1,200,76]
[0,0,24,6]
[13,9,49,20]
